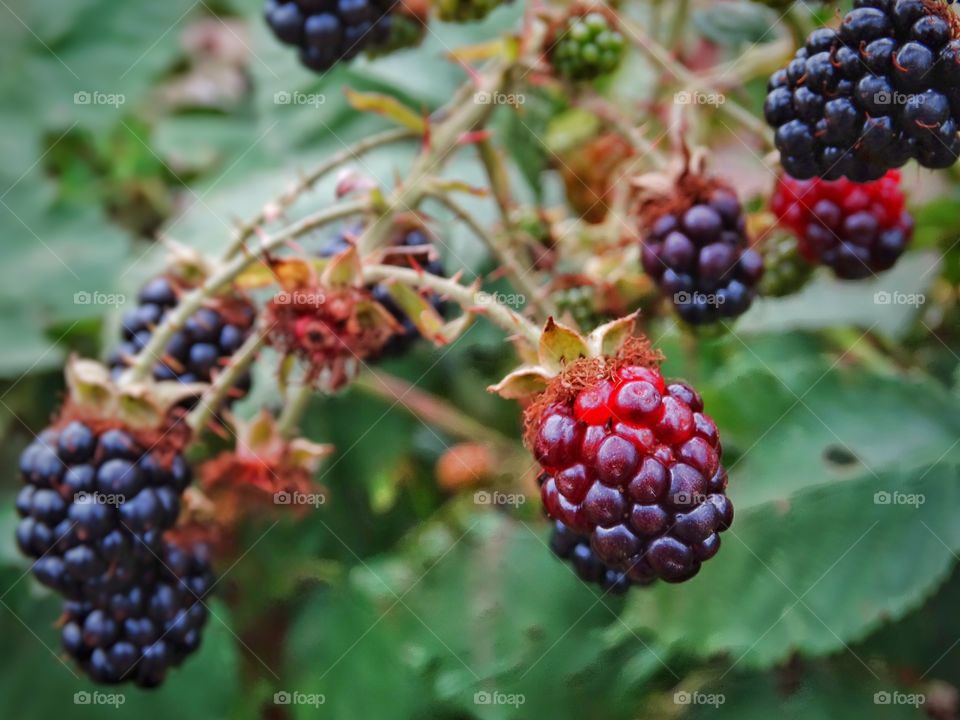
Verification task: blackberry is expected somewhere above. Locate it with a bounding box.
[15,422,190,600]
[61,540,214,687]
[264,0,399,73]
[109,276,255,400]
[320,224,446,356]
[640,187,764,325]
[550,11,626,81]
[759,234,816,297]
[765,0,960,180]
[535,365,732,584]
[554,284,607,332]
[548,519,637,594]
[771,170,914,279]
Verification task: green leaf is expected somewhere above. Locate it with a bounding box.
[617,464,960,670]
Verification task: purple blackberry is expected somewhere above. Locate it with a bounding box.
[548,520,638,594]
[109,276,255,400]
[264,0,399,73]
[534,366,733,585]
[640,187,764,325]
[766,0,960,180]
[61,540,214,687]
[320,224,446,356]
[15,422,190,601]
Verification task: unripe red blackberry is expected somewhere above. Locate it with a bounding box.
[771,170,914,279]
[640,184,764,325]
[765,0,960,180]
[264,0,401,73]
[533,365,731,584]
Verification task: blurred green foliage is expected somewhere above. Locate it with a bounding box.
[1,0,959,718]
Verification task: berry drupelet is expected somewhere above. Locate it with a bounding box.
[550,11,626,81]
[61,540,214,687]
[641,186,764,325]
[765,0,960,181]
[534,365,732,584]
[16,422,191,601]
[548,519,637,594]
[771,170,914,278]
[264,0,398,73]
[109,276,255,399]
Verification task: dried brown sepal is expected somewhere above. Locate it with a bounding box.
[265,284,403,390]
[632,148,733,233]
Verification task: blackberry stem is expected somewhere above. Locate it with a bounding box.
[276,382,314,440]
[427,189,558,322]
[225,127,416,260]
[363,264,542,346]
[355,56,517,257]
[186,326,271,433]
[122,198,370,384]
[354,369,518,451]
[621,17,773,145]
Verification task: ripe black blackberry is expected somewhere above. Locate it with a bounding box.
[765,0,960,181]
[15,421,190,601]
[109,276,255,400]
[640,185,764,325]
[61,540,214,687]
[320,224,446,356]
[264,0,399,73]
[548,519,638,594]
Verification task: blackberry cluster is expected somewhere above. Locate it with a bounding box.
[321,225,446,356]
[771,170,914,278]
[15,422,211,685]
[265,0,398,73]
[61,541,213,687]
[550,12,626,81]
[535,365,732,584]
[109,276,255,399]
[548,519,636,594]
[759,235,816,297]
[765,0,960,181]
[640,188,764,325]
